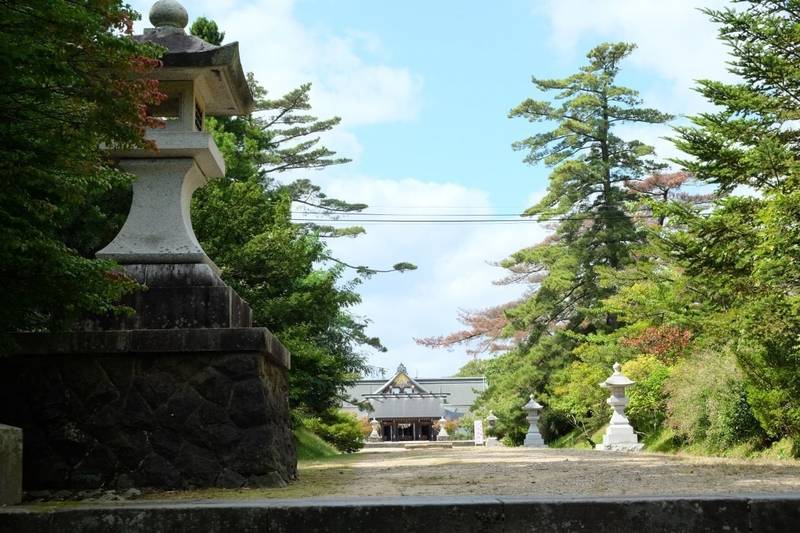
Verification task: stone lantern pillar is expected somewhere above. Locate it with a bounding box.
[523,395,546,448]
[596,362,643,451]
[0,0,297,492]
[436,416,450,441]
[368,418,382,442]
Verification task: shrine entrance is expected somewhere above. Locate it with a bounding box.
[381,418,437,441]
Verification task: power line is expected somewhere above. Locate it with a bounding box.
[291,211,522,217]
[293,214,661,224]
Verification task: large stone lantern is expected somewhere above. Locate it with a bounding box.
[98,0,251,288]
[523,395,546,448]
[596,362,643,451]
[88,0,254,331]
[0,0,297,492]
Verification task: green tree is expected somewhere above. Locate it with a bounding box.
[485,43,672,442]
[507,42,672,335]
[189,22,412,417]
[190,17,224,46]
[671,0,800,448]
[0,1,162,345]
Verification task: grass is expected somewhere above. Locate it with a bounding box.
[294,427,340,461]
[549,424,800,462]
[548,425,606,449]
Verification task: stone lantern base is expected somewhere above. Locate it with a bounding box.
[595,424,644,452]
[0,328,296,490]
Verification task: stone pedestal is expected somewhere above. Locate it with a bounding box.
[0,424,22,505]
[82,264,252,331]
[0,329,296,490]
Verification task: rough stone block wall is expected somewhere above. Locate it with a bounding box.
[0,424,22,504]
[0,348,296,490]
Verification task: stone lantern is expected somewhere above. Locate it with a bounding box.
[0,0,297,492]
[523,395,546,448]
[596,362,643,451]
[486,411,498,430]
[368,418,382,442]
[436,416,450,441]
[97,0,253,308]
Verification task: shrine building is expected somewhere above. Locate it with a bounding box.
[342,363,486,442]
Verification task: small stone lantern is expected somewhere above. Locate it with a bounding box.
[486,411,498,430]
[368,418,382,442]
[436,416,450,441]
[596,362,643,451]
[523,395,546,448]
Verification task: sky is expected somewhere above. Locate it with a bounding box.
[131,0,733,378]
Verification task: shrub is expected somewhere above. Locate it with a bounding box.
[664,349,766,450]
[623,355,671,437]
[303,411,365,453]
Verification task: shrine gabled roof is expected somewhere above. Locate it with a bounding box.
[373,363,429,395]
[370,397,444,419]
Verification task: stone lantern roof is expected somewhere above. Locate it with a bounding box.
[523,395,543,411]
[136,0,254,116]
[600,362,635,388]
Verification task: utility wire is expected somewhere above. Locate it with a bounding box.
[293,214,663,224]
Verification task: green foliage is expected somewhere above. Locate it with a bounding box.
[302,411,365,453]
[190,17,225,45]
[191,76,380,415]
[664,349,764,450]
[622,356,670,437]
[669,1,800,448]
[187,19,409,416]
[455,359,488,377]
[471,42,672,444]
[0,1,163,343]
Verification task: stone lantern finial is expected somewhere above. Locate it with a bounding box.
[150,0,189,29]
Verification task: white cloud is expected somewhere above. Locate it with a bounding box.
[538,0,733,112]
[131,0,422,127]
[301,176,548,377]
[536,0,736,167]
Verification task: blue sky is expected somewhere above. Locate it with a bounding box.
[132,0,732,378]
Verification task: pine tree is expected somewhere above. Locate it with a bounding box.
[671,0,800,446]
[507,42,672,337]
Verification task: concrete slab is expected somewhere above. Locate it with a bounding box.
[2,494,799,532]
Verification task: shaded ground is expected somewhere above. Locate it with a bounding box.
[143,447,800,501]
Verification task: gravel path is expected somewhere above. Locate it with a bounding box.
[290,447,800,499]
